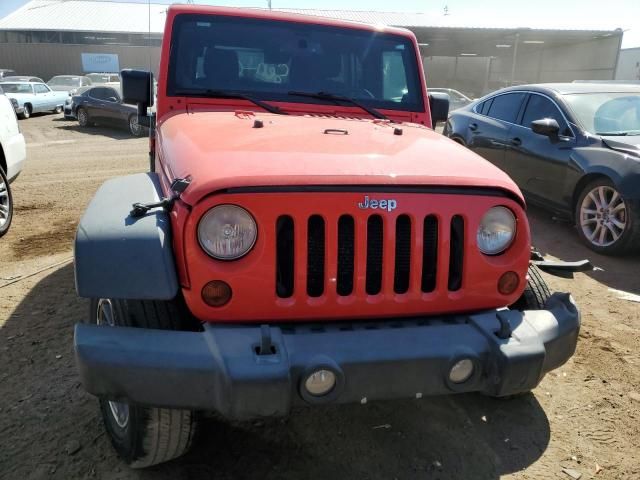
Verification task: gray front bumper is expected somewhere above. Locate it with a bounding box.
[75,293,579,420]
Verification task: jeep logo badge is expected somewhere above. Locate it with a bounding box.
[358,196,397,212]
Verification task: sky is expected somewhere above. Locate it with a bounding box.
[1,0,639,48]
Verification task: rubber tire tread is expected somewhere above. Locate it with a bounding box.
[90,298,198,468]
[0,167,13,238]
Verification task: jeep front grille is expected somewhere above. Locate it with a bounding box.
[275,213,465,299]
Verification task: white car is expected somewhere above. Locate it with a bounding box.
[0,81,68,119]
[0,86,26,237]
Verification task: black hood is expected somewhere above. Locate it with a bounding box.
[602,135,640,157]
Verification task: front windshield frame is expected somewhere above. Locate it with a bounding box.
[166,13,425,113]
[563,91,640,136]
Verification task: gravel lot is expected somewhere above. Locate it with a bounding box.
[0,113,639,480]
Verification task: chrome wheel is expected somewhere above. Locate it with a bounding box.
[77,108,88,127]
[0,175,11,230]
[129,115,141,136]
[96,299,130,429]
[579,185,627,247]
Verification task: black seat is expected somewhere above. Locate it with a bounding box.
[200,48,240,89]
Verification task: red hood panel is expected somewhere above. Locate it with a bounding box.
[158,111,523,205]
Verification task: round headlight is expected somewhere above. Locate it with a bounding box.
[477,206,516,255]
[198,205,257,260]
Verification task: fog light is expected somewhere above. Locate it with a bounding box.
[202,280,232,307]
[304,369,336,396]
[498,271,520,295]
[449,358,474,384]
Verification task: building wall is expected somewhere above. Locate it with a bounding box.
[0,42,160,81]
[616,48,640,81]
[424,35,621,97]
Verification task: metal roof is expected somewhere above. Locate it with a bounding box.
[0,1,622,35]
[0,1,168,34]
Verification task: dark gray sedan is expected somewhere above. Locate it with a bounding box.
[443,83,640,255]
[71,85,144,136]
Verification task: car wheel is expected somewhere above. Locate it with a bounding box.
[19,104,31,119]
[575,178,639,255]
[77,107,90,127]
[89,298,198,468]
[54,105,63,114]
[128,114,143,137]
[495,265,552,399]
[509,265,551,311]
[0,167,13,238]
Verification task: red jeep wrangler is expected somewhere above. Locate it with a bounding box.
[74,5,583,468]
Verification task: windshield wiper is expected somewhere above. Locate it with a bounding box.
[287,91,389,121]
[596,130,640,136]
[175,89,287,115]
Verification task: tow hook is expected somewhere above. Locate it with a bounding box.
[530,248,593,279]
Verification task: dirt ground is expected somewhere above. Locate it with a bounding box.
[0,113,639,480]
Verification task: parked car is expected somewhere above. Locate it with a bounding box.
[0,87,27,237]
[86,73,120,85]
[73,5,583,468]
[0,81,68,119]
[47,75,92,95]
[429,88,473,111]
[3,75,45,83]
[73,85,144,136]
[0,69,16,79]
[63,85,92,119]
[443,83,640,255]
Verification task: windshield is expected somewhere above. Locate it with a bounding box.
[167,14,423,112]
[564,92,640,135]
[48,76,81,87]
[87,74,118,83]
[0,83,32,94]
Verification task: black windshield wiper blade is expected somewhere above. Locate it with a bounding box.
[175,89,287,115]
[287,90,389,121]
[595,130,640,136]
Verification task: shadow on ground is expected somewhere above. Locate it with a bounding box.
[1,264,551,480]
[528,205,640,294]
[54,122,141,141]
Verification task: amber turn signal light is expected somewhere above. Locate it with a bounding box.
[498,271,520,295]
[202,280,232,307]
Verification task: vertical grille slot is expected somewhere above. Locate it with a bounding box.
[366,215,383,295]
[276,215,294,298]
[393,215,411,294]
[337,215,355,296]
[448,215,464,291]
[307,215,325,297]
[421,215,438,293]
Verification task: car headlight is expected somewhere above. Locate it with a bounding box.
[10,98,18,109]
[198,204,257,260]
[477,206,516,255]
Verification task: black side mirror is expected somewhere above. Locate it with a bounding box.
[531,118,560,138]
[121,69,154,107]
[121,69,154,128]
[428,92,450,127]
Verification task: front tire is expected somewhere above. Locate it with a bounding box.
[89,298,198,468]
[128,114,143,137]
[575,178,639,255]
[77,107,90,127]
[510,264,551,311]
[19,104,31,119]
[0,167,13,238]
